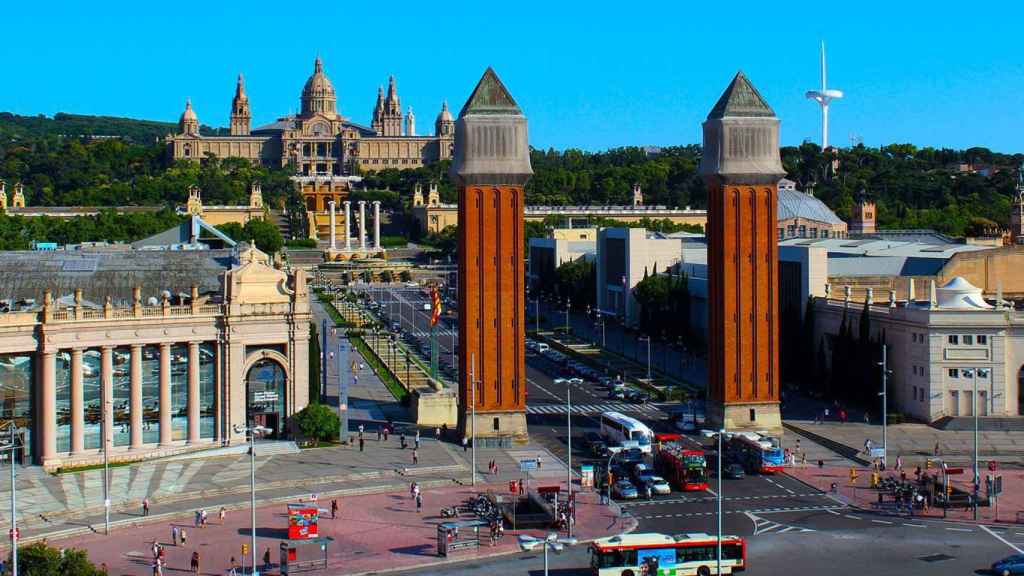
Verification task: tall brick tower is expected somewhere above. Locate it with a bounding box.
[451,68,532,443]
[699,72,785,432]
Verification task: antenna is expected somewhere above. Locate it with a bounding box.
[805,41,843,150]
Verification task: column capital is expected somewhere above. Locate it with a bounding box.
[130,343,143,350]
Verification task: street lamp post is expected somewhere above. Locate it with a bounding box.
[2,423,22,576]
[518,533,577,576]
[535,294,540,334]
[564,299,570,334]
[565,384,573,537]
[102,399,110,535]
[964,367,987,521]
[234,424,269,575]
[717,428,725,576]
[876,345,891,468]
[639,335,652,381]
[470,353,477,486]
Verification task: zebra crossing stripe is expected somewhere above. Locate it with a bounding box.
[745,511,815,535]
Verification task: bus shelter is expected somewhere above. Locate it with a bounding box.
[279,537,333,574]
[437,519,488,557]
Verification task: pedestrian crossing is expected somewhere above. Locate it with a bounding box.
[527,402,663,416]
[745,511,815,535]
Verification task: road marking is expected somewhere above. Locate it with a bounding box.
[945,527,973,532]
[982,524,1024,554]
[903,523,926,528]
[872,520,893,525]
[825,509,840,515]
[844,514,862,520]
[785,488,796,495]
[705,488,717,497]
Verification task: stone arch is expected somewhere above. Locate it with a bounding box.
[242,350,290,438]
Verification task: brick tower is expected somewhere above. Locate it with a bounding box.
[698,72,785,432]
[451,68,532,443]
[850,194,876,235]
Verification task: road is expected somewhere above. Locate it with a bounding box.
[346,283,1021,575]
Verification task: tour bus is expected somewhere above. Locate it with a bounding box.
[590,532,746,575]
[728,432,785,474]
[600,412,654,454]
[654,436,709,492]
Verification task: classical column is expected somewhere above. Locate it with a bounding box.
[40,351,57,461]
[101,346,114,453]
[159,343,172,446]
[359,200,367,250]
[328,201,337,251]
[70,348,84,454]
[130,344,143,449]
[214,343,223,444]
[343,201,352,250]
[187,342,200,443]
[373,200,381,249]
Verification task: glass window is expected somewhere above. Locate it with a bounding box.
[798,225,807,238]
[978,335,988,345]
[822,230,830,238]
[200,343,216,439]
[948,368,959,378]
[83,349,102,450]
[787,225,796,237]
[247,359,286,437]
[948,335,959,345]
[0,353,34,461]
[142,345,160,444]
[171,344,189,441]
[112,347,131,447]
[777,228,784,241]
[56,351,72,453]
[810,228,819,239]
[963,335,974,346]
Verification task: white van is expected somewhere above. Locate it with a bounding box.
[536,343,550,353]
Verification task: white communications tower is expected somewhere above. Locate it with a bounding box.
[805,41,843,149]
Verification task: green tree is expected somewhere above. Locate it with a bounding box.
[243,219,284,254]
[399,270,412,282]
[292,403,340,446]
[14,542,102,576]
[216,222,245,243]
[380,270,394,283]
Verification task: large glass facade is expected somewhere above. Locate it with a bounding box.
[141,345,160,444]
[200,343,215,439]
[170,344,188,441]
[112,347,131,447]
[0,353,34,461]
[56,351,72,453]
[83,349,102,450]
[246,359,286,438]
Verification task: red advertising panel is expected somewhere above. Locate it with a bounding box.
[287,504,319,540]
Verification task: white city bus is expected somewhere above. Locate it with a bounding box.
[590,532,746,576]
[600,411,654,454]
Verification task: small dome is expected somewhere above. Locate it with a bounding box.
[302,57,336,100]
[435,100,453,123]
[180,98,198,122]
[936,276,992,310]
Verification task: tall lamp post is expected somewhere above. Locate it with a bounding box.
[564,298,571,334]
[717,428,725,576]
[876,345,892,468]
[518,533,577,576]
[1,422,24,576]
[234,424,270,575]
[964,367,988,521]
[639,335,652,381]
[470,353,478,486]
[565,384,573,537]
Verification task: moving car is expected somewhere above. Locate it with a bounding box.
[993,555,1024,576]
[642,476,672,495]
[724,463,746,479]
[612,480,638,500]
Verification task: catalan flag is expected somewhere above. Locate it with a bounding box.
[431,286,442,327]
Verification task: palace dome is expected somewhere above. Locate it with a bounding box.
[301,57,338,118]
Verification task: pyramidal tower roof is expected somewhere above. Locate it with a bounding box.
[458,67,522,117]
[707,71,775,119]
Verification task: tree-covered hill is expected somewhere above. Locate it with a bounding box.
[0,112,223,144]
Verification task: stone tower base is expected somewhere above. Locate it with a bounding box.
[707,401,782,435]
[460,411,529,447]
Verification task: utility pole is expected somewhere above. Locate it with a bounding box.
[717,428,724,576]
[471,353,477,486]
[877,345,888,468]
[566,384,572,537]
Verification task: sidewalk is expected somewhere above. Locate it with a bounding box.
[787,464,1024,525]
[50,481,630,576]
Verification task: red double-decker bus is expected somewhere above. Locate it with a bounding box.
[654,435,709,492]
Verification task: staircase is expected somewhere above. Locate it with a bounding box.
[268,209,292,239]
[932,416,1024,432]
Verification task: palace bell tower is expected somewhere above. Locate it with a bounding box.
[230,74,251,136]
[699,72,785,433]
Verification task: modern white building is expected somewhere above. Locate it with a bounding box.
[527,229,598,289]
[594,228,684,325]
[814,277,1024,423]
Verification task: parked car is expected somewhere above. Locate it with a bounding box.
[568,377,584,385]
[612,480,638,500]
[724,463,746,479]
[608,389,626,401]
[536,343,550,353]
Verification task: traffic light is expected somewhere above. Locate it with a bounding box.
[242,543,249,555]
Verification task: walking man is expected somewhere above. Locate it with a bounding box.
[263,547,272,572]
[180,528,187,546]
[172,526,179,547]
[412,448,419,465]
[377,426,382,441]
[331,499,339,519]
[462,437,468,452]
[190,551,200,575]
[400,433,407,449]
[143,497,150,517]
[219,507,226,524]
[383,426,389,441]
[415,492,423,514]
[359,436,365,452]
[415,430,421,450]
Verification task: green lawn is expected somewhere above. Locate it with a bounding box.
[349,335,410,403]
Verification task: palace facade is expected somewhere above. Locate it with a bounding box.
[166,58,455,175]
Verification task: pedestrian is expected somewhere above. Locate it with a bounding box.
[864,439,872,454]
[400,433,407,449]
[415,492,423,513]
[201,509,208,527]
[645,484,653,500]
[1,558,7,575]
[331,499,339,519]
[415,430,421,450]
[896,455,903,471]
[152,541,159,559]
[143,497,151,517]
[864,412,870,424]
[180,527,187,546]
[219,506,226,524]
[934,442,941,456]
[410,481,417,500]
[462,436,468,452]
[172,526,179,546]
[194,510,200,528]
[442,423,448,439]
[152,561,161,576]
[494,462,499,475]
[158,545,166,566]
[229,557,238,576]
[359,436,365,452]
[383,426,389,441]
[412,449,419,465]
[190,551,200,575]
[263,547,272,572]
[358,423,365,437]
[377,426,382,441]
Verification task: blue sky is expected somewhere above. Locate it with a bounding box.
[3,1,1022,152]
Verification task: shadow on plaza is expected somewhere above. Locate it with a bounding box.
[238,526,289,539]
[389,543,434,557]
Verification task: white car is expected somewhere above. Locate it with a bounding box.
[568,378,584,385]
[644,476,672,495]
[553,378,569,385]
